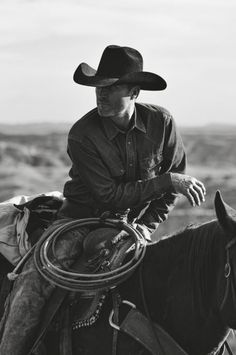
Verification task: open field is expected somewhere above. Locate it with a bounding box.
[0,123,236,235]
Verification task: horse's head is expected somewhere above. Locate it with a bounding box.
[215,190,236,327]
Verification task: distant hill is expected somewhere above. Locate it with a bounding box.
[0,122,236,235]
[0,122,72,135]
[1,123,236,172]
[0,124,236,168]
[180,124,236,135]
[1,122,236,135]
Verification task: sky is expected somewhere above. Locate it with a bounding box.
[0,0,235,127]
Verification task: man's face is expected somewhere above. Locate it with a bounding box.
[95,84,132,117]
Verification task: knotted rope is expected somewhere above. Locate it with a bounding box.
[34,218,147,292]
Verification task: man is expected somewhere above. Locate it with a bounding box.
[59,44,206,239]
[0,45,206,354]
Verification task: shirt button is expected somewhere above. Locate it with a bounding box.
[127,141,131,145]
[129,163,133,167]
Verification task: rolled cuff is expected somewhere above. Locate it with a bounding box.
[152,173,172,197]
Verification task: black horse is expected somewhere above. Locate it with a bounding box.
[40,191,236,355]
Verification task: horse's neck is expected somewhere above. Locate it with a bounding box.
[141,221,229,354]
[152,220,226,302]
[142,221,227,322]
[155,219,225,275]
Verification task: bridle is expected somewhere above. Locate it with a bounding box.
[220,237,236,312]
[217,237,236,355]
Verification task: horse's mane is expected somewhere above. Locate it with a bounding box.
[160,219,225,318]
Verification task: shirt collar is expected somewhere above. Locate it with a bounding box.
[101,106,146,140]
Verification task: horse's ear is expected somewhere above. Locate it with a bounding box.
[215,190,236,235]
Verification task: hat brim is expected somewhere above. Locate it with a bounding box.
[73,63,167,91]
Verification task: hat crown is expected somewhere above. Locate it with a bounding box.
[73,44,167,91]
[96,45,143,78]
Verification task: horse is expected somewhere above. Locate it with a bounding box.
[0,190,236,355]
[38,190,236,355]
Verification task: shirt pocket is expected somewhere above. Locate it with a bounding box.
[108,160,126,179]
[140,152,163,179]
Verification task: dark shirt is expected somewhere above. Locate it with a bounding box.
[63,103,186,231]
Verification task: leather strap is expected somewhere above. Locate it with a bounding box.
[111,290,121,355]
[224,340,234,355]
[59,305,73,355]
[120,308,188,355]
[27,288,68,355]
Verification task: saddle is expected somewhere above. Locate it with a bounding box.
[0,197,144,355]
[48,226,134,331]
[28,224,135,355]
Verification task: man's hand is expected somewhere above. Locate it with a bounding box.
[170,173,206,207]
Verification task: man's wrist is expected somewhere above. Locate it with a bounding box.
[153,173,172,196]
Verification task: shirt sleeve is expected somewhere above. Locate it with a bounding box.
[136,115,186,231]
[67,136,172,211]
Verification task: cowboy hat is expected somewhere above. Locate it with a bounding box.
[73,45,167,91]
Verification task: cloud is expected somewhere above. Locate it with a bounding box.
[0,0,235,125]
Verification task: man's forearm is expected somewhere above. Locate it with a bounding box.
[136,192,178,229]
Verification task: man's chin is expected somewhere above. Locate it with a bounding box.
[97,107,113,117]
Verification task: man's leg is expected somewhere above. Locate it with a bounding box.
[0,226,89,355]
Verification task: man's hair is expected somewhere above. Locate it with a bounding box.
[127,84,140,91]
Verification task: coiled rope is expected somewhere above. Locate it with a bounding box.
[34,218,147,292]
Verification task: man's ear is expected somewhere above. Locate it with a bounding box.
[130,86,140,100]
